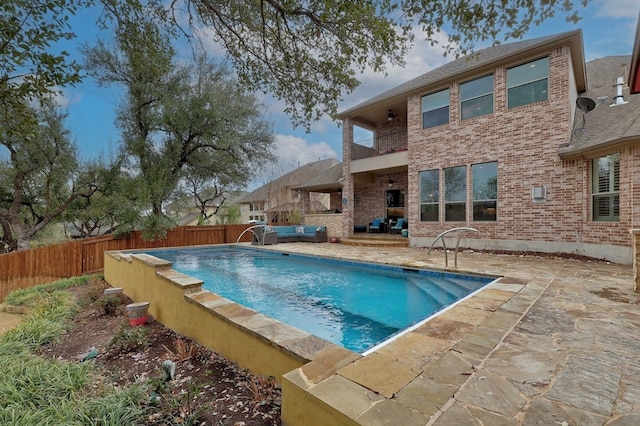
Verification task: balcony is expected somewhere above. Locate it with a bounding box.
[351,131,408,160]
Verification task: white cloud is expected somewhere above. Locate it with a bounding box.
[594,0,640,18]
[341,28,453,110]
[55,89,81,109]
[274,134,338,166]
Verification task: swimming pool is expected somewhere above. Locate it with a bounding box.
[145,246,493,353]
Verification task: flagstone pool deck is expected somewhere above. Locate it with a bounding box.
[253,242,640,425]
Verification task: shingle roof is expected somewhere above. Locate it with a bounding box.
[237,158,340,203]
[559,56,640,157]
[294,163,343,192]
[337,30,585,118]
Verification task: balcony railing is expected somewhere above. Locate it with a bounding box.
[351,131,408,160]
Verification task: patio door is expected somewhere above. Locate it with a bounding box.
[386,189,405,220]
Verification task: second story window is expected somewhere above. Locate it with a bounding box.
[460,75,494,120]
[507,57,549,109]
[421,88,450,129]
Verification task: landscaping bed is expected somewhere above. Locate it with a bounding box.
[3,276,281,425]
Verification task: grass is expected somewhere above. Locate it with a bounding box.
[0,276,148,424]
[3,275,92,307]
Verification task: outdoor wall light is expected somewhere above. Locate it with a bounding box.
[387,109,397,121]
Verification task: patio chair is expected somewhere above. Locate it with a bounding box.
[368,217,385,233]
[390,218,407,234]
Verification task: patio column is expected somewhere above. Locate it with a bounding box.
[299,190,311,215]
[631,229,640,291]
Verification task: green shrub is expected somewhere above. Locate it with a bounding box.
[108,324,150,354]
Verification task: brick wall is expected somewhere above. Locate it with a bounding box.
[353,171,408,226]
[303,214,343,238]
[401,46,632,259]
[341,45,635,262]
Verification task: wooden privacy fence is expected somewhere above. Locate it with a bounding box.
[0,224,252,301]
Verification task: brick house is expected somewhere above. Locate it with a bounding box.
[336,30,640,263]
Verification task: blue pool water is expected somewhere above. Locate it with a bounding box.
[144,246,493,353]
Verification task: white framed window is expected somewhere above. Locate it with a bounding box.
[592,154,619,221]
[444,166,466,221]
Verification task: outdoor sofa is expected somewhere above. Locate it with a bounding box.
[269,225,328,243]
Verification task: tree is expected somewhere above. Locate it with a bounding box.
[174,0,588,129]
[84,1,274,239]
[181,174,233,224]
[0,0,91,110]
[61,157,144,239]
[0,98,98,252]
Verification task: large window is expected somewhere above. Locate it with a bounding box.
[472,162,497,221]
[444,166,466,221]
[507,57,549,109]
[460,75,494,120]
[421,89,449,129]
[592,154,619,221]
[419,170,439,221]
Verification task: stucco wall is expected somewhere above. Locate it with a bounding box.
[103,250,310,379]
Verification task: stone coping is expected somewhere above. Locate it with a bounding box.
[282,276,540,424]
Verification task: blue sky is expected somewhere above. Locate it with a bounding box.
[60,0,640,171]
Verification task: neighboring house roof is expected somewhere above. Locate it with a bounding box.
[294,162,343,192]
[559,56,640,158]
[630,12,640,94]
[176,212,201,227]
[237,158,340,203]
[337,30,585,124]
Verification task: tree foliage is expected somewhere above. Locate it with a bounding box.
[61,157,143,239]
[84,1,274,239]
[0,0,91,100]
[174,0,589,129]
[0,98,98,252]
